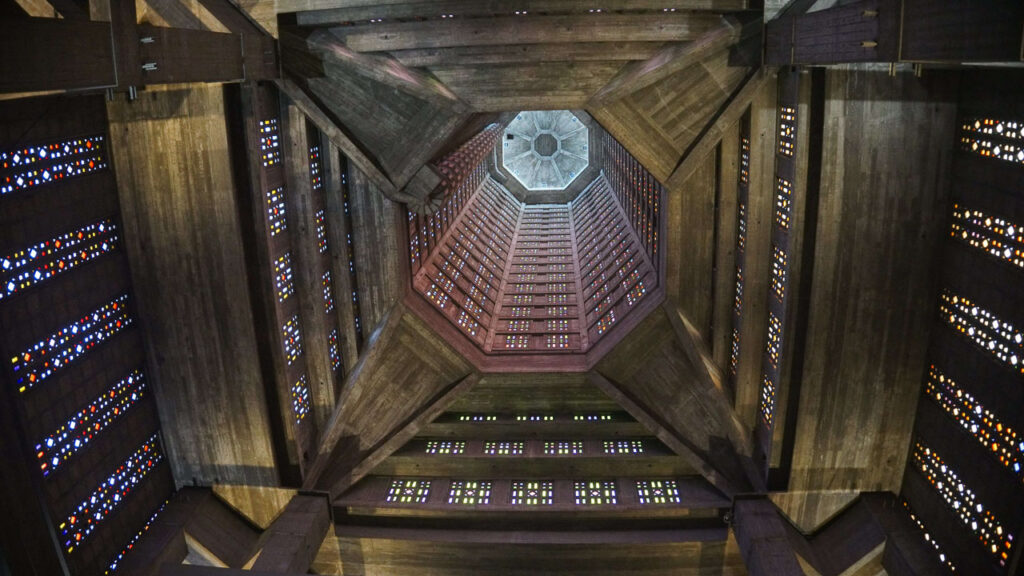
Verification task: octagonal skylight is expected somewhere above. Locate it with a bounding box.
[502,111,589,191]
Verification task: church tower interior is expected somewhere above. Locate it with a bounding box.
[1,1,1023,575]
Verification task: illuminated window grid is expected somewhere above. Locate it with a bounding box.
[771,244,788,301]
[925,364,1022,479]
[546,319,569,332]
[775,178,792,230]
[36,369,145,477]
[913,441,1012,566]
[1,219,119,301]
[12,294,133,393]
[738,202,748,252]
[509,307,531,317]
[734,268,744,312]
[760,372,776,428]
[292,374,310,421]
[544,441,583,455]
[549,293,568,304]
[462,296,483,317]
[603,440,644,455]
[507,320,531,332]
[328,329,340,371]
[624,281,647,307]
[545,334,571,349]
[575,414,613,422]
[447,481,492,505]
[547,305,569,317]
[282,315,303,365]
[960,117,1024,165]
[939,290,1023,374]
[950,204,1023,269]
[1,135,107,196]
[425,440,466,455]
[636,480,681,505]
[483,441,525,456]
[458,414,497,422]
[319,270,334,313]
[778,106,796,157]
[105,500,167,574]
[740,136,751,184]
[59,433,162,553]
[766,312,782,368]
[510,481,554,505]
[385,479,430,504]
[504,334,529,349]
[512,294,533,305]
[593,295,613,316]
[456,310,480,337]
[730,327,740,375]
[259,118,281,166]
[574,481,617,505]
[596,310,617,335]
[266,186,287,236]
[903,500,958,573]
[513,414,554,424]
[273,253,294,302]
[424,284,449,309]
[309,145,322,191]
[315,209,328,254]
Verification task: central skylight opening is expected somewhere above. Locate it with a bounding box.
[502,111,589,192]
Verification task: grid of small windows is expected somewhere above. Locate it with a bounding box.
[507,320,531,332]
[625,281,646,307]
[760,372,776,428]
[903,501,958,573]
[274,253,294,302]
[322,270,334,313]
[730,328,740,375]
[512,294,533,304]
[1,218,119,301]
[458,414,497,422]
[517,414,554,422]
[425,284,450,308]
[925,364,1022,479]
[737,202,747,251]
[950,204,1023,269]
[309,145,322,190]
[105,500,167,574]
[291,374,310,421]
[328,329,340,371]
[545,441,583,455]
[60,433,162,553]
[960,116,1024,166]
[259,118,281,167]
[385,479,430,504]
[603,440,644,454]
[913,441,1013,567]
[740,136,750,184]
[775,178,792,230]
[596,310,617,335]
[546,319,569,332]
[447,481,492,505]
[36,369,146,477]
[425,440,466,455]
[602,132,662,265]
[938,289,1023,374]
[778,107,796,157]
[483,441,525,455]
[766,312,782,368]
[342,174,363,341]
[548,306,569,316]
[510,481,553,505]
[505,334,529,349]
[546,334,570,349]
[266,186,286,236]
[575,414,612,421]
[11,294,132,393]
[574,481,617,505]
[315,209,328,254]
[282,315,303,365]
[771,244,788,301]
[456,310,480,336]
[636,480,681,505]
[510,307,531,317]
[1,135,107,195]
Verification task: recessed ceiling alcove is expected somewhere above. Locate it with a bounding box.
[406,115,666,372]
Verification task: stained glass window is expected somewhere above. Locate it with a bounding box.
[315,209,328,254]
[636,480,681,505]
[925,364,1022,479]
[322,270,334,313]
[309,145,322,191]
[950,204,1023,269]
[596,310,617,335]
[274,253,294,302]
[1,219,119,301]
[771,244,788,301]
[546,334,570,348]
[60,433,162,553]
[282,315,303,365]
[574,481,617,505]
[544,441,583,455]
[510,481,553,505]
[483,441,525,455]
[328,329,340,372]
[11,294,132,393]
[105,500,167,574]
[625,281,646,307]
[425,440,466,455]
[766,312,782,368]
[1,135,107,196]
[504,335,529,349]
[37,370,146,477]
[775,178,792,230]
[939,289,1022,374]
[259,118,281,167]
[574,414,612,422]
[960,116,1024,165]
[778,106,796,157]
[760,372,776,427]
[447,481,492,505]
[385,479,430,504]
[603,440,644,455]
[291,374,310,421]
[266,187,286,236]
[913,441,1013,567]
[458,414,497,422]
[517,415,554,422]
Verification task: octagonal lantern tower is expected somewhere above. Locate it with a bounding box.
[502,111,589,191]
